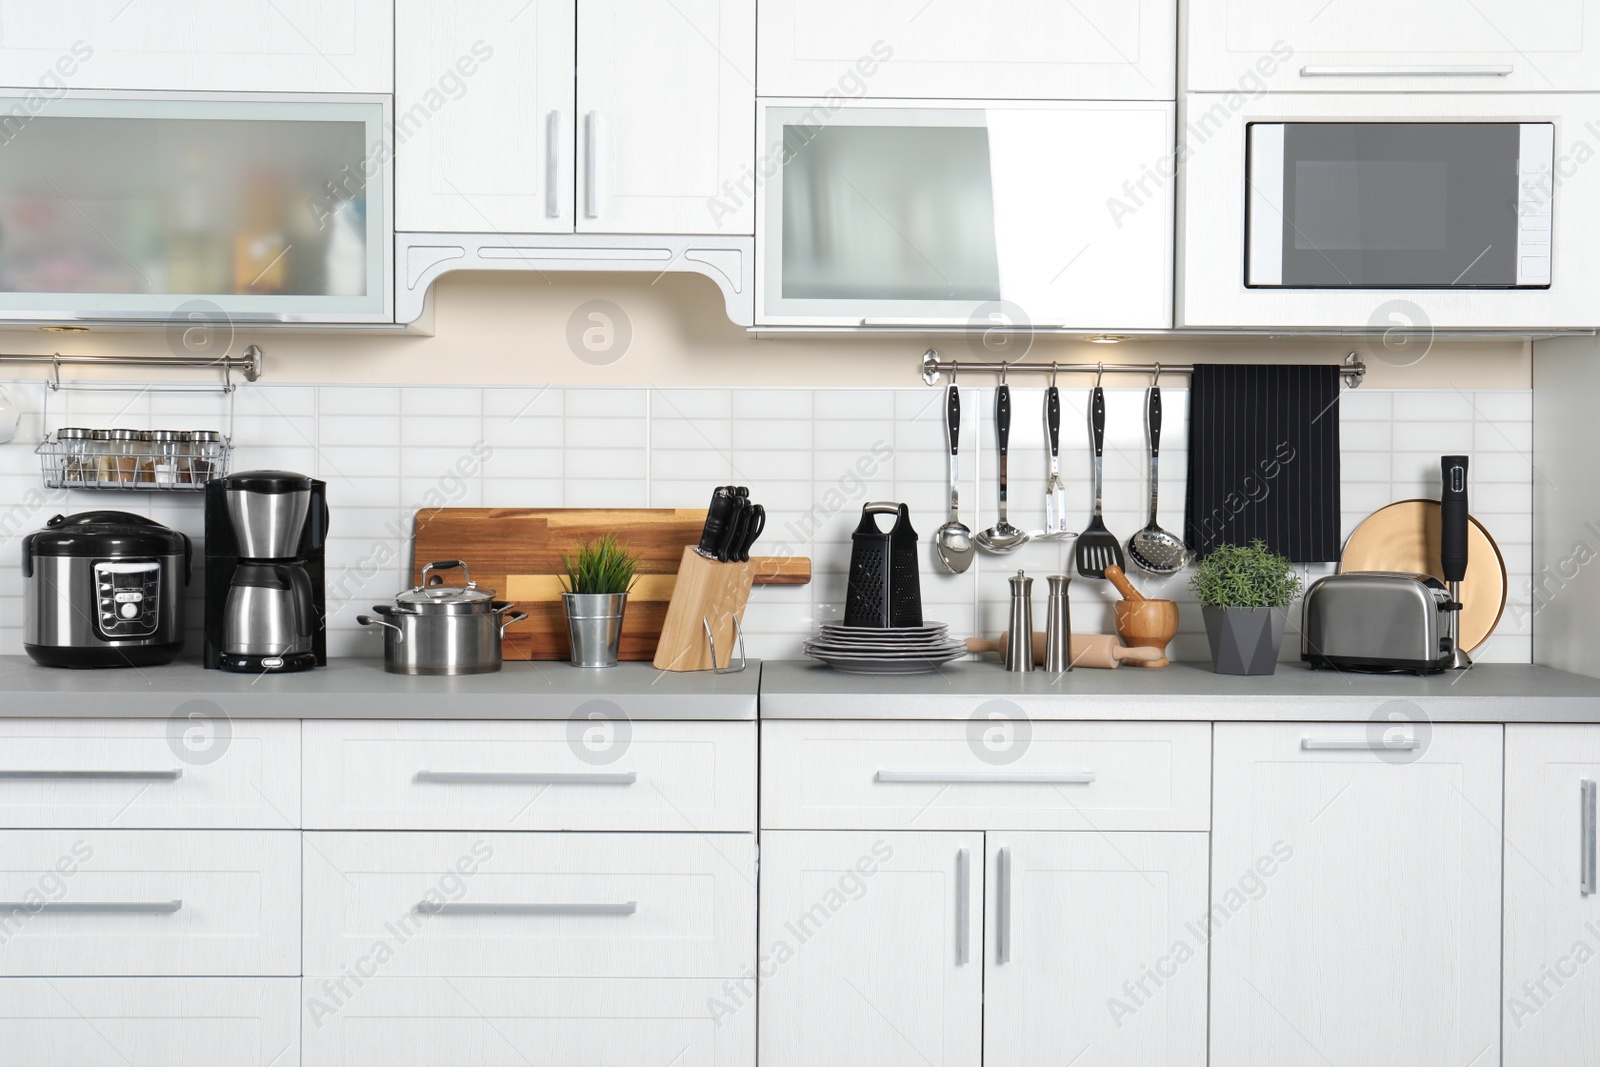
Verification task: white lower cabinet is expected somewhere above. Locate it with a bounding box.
[1210,723,1504,1067]
[758,829,1207,1067]
[1504,725,1600,1066]
[984,833,1209,1067]
[0,977,299,1066]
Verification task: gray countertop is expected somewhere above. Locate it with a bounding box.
[0,656,759,720]
[759,659,1600,722]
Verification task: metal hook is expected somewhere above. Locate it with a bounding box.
[999,362,1008,385]
[1152,362,1161,388]
[49,354,61,392]
[950,360,958,384]
[1049,361,1058,388]
[1094,362,1103,389]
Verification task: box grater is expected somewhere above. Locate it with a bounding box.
[843,502,923,628]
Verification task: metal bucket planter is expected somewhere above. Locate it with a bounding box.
[1202,605,1287,675]
[564,592,629,667]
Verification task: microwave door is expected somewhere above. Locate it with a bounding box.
[1246,122,1553,290]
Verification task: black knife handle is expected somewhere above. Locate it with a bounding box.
[946,384,960,456]
[1147,386,1162,458]
[1090,386,1105,459]
[741,504,766,562]
[1440,455,1470,583]
[996,384,1011,458]
[1045,386,1060,459]
[698,487,736,557]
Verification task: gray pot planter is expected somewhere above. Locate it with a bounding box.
[1202,605,1287,676]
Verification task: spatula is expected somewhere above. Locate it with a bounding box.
[1075,383,1125,579]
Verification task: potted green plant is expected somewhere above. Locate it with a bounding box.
[560,535,641,667]
[1189,540,1305,676]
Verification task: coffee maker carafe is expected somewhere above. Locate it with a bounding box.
[204,470,327,672]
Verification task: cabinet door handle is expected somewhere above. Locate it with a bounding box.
[417,901,636,917]
[1300,738,1421,752]
[877,771,1095,784]
[955,847,970,965]
[0,769,183,781]
[545,110,561,219]
[415,770,636,785]
[584,111,600,219]
[0,900,183,914]
[1300,64,1513,77]
[997,846,1012,965]
[1583,779,1597,896]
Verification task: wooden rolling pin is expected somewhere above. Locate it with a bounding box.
[966,632,1163,669]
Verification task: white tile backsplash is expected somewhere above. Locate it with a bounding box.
[0,380,1539,665]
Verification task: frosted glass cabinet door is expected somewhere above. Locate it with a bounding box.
[395,0,576,234]
[757,101,1173,328]
[0,93,390,322]
[578,0,755,235]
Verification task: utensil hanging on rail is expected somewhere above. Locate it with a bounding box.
[1075,373,1124,578]
[1127,370,1189,575]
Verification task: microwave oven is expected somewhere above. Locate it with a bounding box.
[1246,121,1553,290]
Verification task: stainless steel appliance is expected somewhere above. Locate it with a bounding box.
[204,470,327,673]
[1301,572,1453,674]
[1247,121,1554,289]
[21,511,190,668]
[357,560,526,676]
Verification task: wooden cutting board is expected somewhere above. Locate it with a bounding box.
[410,508,809,661]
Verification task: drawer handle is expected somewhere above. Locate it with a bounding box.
[417,901,637,917]
[1300,64,1514,77]
[0,900,183,914]
[997,846,1012,965]
[1300,739,1421,752]
[1583,779,1597,897]
[877,771,1095,784]
[955,847,971,966]
[415,771,637,785]
[0,769,184,781]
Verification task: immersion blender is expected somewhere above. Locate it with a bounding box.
[1440,455,1472,670]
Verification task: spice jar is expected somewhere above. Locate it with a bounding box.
[106,429,141,485]
[149,430,184,488]
[53,427,92,488]
[184,430,225,485]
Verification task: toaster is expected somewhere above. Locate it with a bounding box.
[1302,572,1454,675]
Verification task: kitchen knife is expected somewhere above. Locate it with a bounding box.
[735,503,765,562]
[696,487,739,560]
[718,495,749,562]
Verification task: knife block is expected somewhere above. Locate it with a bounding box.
[652,547,755,671]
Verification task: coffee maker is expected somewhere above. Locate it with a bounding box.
[204,470,328,672]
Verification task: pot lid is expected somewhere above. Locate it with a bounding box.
[24,511,189,558]
[394,559,497,609]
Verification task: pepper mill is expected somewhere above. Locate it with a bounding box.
[1005,570,1034,672]
[1044,574,1072,673]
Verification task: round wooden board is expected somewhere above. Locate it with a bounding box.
[1339,500,1507,653]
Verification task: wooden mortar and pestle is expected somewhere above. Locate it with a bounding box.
[965,632,1163,669]
[1104,564,1179,668]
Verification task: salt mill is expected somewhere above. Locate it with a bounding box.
[1005,570,1033,672]
[1044,574,1072,673]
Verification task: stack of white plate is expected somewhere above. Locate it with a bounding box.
[803,622,967,674]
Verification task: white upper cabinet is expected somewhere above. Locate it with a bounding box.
[759,0,1176,100]
[1504,725,1600,1067]
[0,0,391,93]
[395,0,575,234]
[1186,0,1600,93]
[1210,723,1503,1067]
[578,0,754,234]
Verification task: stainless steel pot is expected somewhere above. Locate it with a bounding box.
[358,560,527,676]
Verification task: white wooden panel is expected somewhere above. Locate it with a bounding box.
[395,0,575,233]
[759,0,1175,99]
[758,830,982,1067]
[302,977,752,1067]
[0,0,391,93]
[1179,91,1600,328]
[1504,725,1600,1066]
[303,720,755,831]
[986,832,1209,1067]
[1210,723,1503,1067]
[0,719,299,829]
[303,831,755,979]
[578,0,754,235]
[761,720,1210,830]
[0,977,299,1067]
[0,830,300,976]
[1186,0,1598,93]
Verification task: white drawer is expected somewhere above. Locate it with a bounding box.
[761,720,1212,831]
[304,831,755,979]
[0,830,300,976]
[0,719,299,829]
[0,977,298,1066]
[302,977,752,1067]
[303,719,754,831]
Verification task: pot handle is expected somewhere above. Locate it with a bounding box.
[357,613,405,643]
[498,610,529,637]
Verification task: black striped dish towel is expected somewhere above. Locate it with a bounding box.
[1184,364,1341,563]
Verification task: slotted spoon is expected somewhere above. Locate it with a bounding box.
[1126,382,1189,575]
[1075,383,1125,578]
